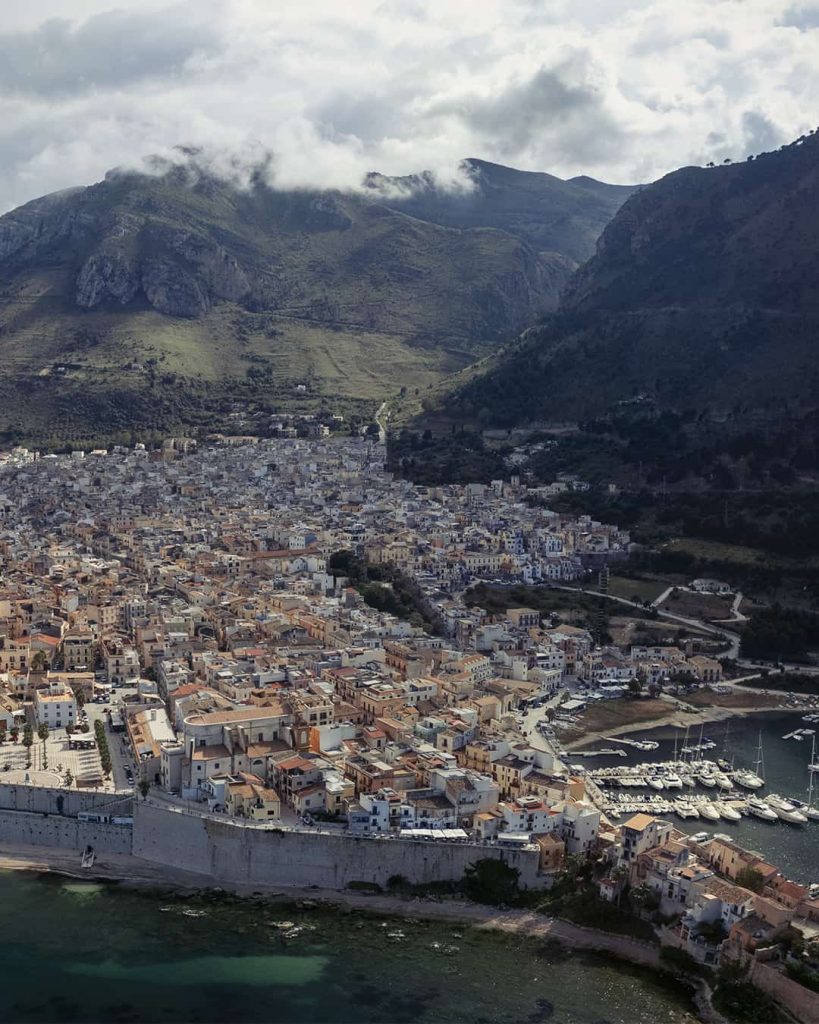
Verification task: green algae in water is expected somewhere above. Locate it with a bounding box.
[67,955,328,987]
[0,872,698,1023]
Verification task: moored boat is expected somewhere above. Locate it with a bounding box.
[747,797,778,821]
[714,801,742,822]
[766,794,808,825]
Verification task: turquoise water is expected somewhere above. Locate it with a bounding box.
[0,872,697,1023]
[583,711,819,882]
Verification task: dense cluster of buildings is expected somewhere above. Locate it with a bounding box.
[602,810,819,981]
[0,436,635,858]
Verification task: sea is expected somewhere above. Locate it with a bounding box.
[577,710,819,883]
[0,871,698,1024]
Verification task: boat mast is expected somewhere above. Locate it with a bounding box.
[753,730,765,781]
[809,735,817,809]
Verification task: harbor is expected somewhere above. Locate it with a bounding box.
[561,710,819,882]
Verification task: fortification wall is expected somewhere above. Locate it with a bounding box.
[750,959,819,1024]
[132,802,544,890]
[0,809,133,855]
[0,783,133,817]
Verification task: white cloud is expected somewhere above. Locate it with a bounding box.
[0,0,817,211]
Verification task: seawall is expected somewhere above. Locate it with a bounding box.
[0,782,543,890]
[0,808,133,855]
[131,801,544,890]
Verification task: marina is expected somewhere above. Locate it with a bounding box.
[566,710,819,881]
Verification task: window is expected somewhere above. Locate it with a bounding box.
[214,763,220,769]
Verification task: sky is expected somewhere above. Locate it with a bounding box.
[1,0,817,212]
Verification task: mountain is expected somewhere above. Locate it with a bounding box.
[0,156,632,447]
[405,133,819,486]
[364,158,636,264]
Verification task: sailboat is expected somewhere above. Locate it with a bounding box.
[734,731,765,790]
[796,735,819,821]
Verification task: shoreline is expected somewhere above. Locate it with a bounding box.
[563,702,793,751]
[0,841,664,964]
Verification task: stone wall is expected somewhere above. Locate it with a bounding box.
[0,783,133,818]
[749,959,819,1024]
[132,801,544,890]
[0,809,133,856]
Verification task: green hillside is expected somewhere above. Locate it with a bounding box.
[403,133,819,487]
[0,155,632,446]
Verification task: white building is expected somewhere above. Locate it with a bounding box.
[33,683,77,730]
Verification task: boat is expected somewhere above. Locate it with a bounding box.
[765,794,808,824]
[747,797,778,822]
[647,776,665,791]
[690,831,710,843]
[663,773,683,790]
[696,772,717,788]
[697,802,721,822]
[717,759,732,773]
[714,772,734,791]
[734,769,764,790]
[680,774,695,788]
[675,800,700,820]
[734,733,766,790]
[802,736,819,821]
[714,801,742,822]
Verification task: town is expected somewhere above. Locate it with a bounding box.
[0,433,817,1021]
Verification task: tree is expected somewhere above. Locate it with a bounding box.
[138,778,150,800]
[64,769,74,789]
[22,724,34,767]
[463,858,521,906]
[736,866,764,894]
[9,726,19,744]
[37,723,50,770]
[30,650,48,672]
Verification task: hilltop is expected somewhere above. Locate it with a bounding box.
[401,132,819,488]
[0,155,632,447]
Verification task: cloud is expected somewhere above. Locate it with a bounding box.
[0,0,817,212]
[0,6,220,98]
[432,53,626,163]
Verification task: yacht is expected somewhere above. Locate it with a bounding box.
[696,771,717,788]
[734,769,765,790]
[714,801,742,822]
[747,797,778,822]
[690,831,710,844]
[697,802,721,822]
[647,776,665,791]
[790,799,819,822]
[680,773,696,788]
[714,772,734,791]
[663,772,683,790]
[675,800,700,820]
[766,794,808,825]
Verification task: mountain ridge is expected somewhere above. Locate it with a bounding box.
[400,132,819,486]
[0,154,633,446]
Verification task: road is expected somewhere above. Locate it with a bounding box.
[550,584,743,657]
[84,688,140,792]
[375,401,390,443]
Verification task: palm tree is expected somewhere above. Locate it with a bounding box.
[37,723,49,770]
[22,724,34,768]
[64,769,74,789]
